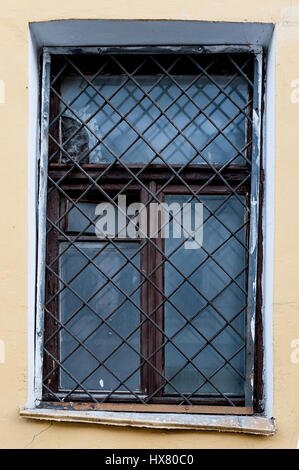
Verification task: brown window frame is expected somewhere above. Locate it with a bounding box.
[38,46,264,416]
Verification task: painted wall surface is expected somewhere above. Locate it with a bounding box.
[0,1,298,449]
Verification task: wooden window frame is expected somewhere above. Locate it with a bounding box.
[36,46,264,416]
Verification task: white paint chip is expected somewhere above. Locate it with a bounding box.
[99,379,104,388]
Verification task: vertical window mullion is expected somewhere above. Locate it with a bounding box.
[150,181,165,398]
[140,185,151,395]
[141,183,165,399]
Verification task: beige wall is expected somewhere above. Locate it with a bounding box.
[0,0,298,449]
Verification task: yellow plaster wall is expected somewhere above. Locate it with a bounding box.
[0,0,298,449]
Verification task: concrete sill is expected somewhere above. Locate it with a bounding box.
[20,407,276,436]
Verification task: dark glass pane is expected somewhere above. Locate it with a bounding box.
[163,194,246,396]
[59,242,141,393]
[66,199,140,238]
[66,201,117,235]
[60,75,248,165]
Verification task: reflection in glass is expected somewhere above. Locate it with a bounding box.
[164,194,246,396]
[60,75,248,165]
[59,242,141,392]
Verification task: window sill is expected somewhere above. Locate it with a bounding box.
[20,407,275,436]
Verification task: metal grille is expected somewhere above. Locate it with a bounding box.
[37,47,262,411]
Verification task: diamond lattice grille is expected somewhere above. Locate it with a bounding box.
[41,51,255,408]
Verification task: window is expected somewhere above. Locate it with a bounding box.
[37,46,263,414]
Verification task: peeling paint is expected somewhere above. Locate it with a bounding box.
[20,408,276,436]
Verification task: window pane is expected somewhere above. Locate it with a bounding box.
[60,75,248,165]
[164,194,246,396]
[67,201,104,234]
[59,242,141,393]
[66,198,139,237]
